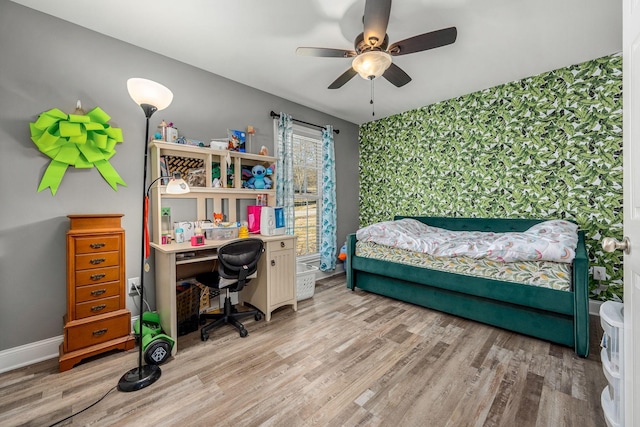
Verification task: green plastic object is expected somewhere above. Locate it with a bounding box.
[134,312,175,365]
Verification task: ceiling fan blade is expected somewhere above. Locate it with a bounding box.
[382,63,411,87]
[363,0,392,48]
[296,47,357,58]
[388,27,457,56]
[328,68,358,89]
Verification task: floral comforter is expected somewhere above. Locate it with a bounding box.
[355,218,579,264]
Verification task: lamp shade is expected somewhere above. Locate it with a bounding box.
[352,51,392,80]
[127,78,173,111]
[165,172,190,194]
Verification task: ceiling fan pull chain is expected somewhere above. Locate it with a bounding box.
[370,76,375,117]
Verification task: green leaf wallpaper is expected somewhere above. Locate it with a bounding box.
[359,54,623,301]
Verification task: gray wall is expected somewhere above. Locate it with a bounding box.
[0,0,360,352]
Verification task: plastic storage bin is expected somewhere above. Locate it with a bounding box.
[601,386,621,427]
[296,263,318,301]
[207,226,239,240]
[600,301,624,373]
[600,300,624,427]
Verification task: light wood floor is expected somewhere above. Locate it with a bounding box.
[0,274,607,427]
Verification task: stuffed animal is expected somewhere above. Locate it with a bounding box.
[246,165,272,189]
[338,242,347,261]
[213,212,224,226]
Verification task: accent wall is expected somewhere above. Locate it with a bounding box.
[358,54,623,300]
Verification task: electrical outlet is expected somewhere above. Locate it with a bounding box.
[128,277,141,295]
[592,266,606,281]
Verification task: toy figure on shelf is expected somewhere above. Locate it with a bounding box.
[238,222,249,238]
[213,212,224,226]
[246,165,272,189]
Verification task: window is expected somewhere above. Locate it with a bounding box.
[292,125,322,257]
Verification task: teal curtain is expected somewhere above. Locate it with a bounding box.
[319,126,337,271]
[275,113,294,234]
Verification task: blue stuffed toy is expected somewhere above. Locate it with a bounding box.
[246,165,272,189]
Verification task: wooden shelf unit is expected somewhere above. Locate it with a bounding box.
[149,141,277,242]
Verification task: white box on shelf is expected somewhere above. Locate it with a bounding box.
[174,221,197,241]
[166,127,178,143]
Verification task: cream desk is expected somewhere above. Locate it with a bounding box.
[151,234,297,355]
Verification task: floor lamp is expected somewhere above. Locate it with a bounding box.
[118,78,174,392]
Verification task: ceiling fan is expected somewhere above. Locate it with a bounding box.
[296,0,457,89]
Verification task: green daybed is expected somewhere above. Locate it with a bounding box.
[345,216,590,357]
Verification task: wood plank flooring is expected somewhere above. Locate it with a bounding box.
[0,274,607,426]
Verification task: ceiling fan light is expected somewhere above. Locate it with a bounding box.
[352,51,392,80]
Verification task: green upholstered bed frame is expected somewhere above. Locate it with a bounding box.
[346,216,590,357]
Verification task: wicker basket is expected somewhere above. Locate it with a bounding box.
[296,263,318,301]
[176,283,201,323]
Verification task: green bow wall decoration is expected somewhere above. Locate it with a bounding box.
[29,105,126,195]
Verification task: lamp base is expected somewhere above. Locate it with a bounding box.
[117,364,161,392]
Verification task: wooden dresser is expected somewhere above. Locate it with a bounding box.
[59,214,135,372]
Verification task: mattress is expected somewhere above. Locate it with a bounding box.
[355,241,572,291]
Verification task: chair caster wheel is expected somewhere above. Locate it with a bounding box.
[201,332,209,341]
[239,328,248,338]
[255,312,263,321]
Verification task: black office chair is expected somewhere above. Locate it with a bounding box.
[196,238,264,341]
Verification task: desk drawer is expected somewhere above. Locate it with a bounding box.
[271,238,295,251]
[76,281,121,303]
[75,266,120,286]
[64,311,131,352]
[75,235,121,254]
[75,296,120,319]
[75,251,120,270]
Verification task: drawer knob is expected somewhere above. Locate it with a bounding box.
[271,260,276,266]
[92,328,108,336]
[280,241,285,248]
[90,273,106,281]
[90,243,106,249]
[90,258,106,265]
[91,304,107,312]
[90,289,107,296]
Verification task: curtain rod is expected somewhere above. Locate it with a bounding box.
[269,111,339,134]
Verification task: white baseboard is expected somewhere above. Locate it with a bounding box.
[589,299,603,316]
[316,263,344,279]
[0,336,62,374]
[0,316,140,375]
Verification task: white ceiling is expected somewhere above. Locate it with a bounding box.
[11,0,621,125]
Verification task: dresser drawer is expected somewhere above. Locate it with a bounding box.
[75,251,120,270]
[76,281,121,303]
[64,311,131,352]
[75,235,121,254]
[75,266,120,286]
[75,296,121,319]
